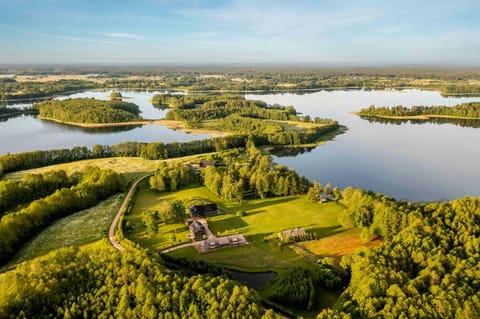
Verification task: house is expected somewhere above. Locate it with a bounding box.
[319,194,336,203]
[202,239,217,250]
[189,203,218,218]
[217,237,230,247]
[199,160,215,168]
[279,227,306,240]
[188,220,206,239]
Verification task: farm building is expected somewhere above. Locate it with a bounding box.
[201,235,245,251]
[187,220,206,239]
[319,194,336,203]
[279,227,306,241]
[199,160,216,168]
[189,203,218,218]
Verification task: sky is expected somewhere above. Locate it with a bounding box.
[1,0,480,65]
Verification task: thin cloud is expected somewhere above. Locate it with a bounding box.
[41,33,120,44]
[102,32,145,39]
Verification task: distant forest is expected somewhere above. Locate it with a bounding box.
[3,66,480,100]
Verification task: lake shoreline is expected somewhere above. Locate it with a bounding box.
[352,112,480,121]
[37,116,226,136]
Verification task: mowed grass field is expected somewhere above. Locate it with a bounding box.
[3,194,124,269]
[129,183,350,266]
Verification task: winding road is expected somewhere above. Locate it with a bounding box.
[109,174,151,251]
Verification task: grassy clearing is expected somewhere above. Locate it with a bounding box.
[3,154,210,183]
[128,183,347,248]
[134,183,347,264]
[3,157,160,182]
[125,182,194,251]
[3,194,124,269]
[301,232,382,264]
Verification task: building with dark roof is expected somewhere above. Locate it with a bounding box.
[188,220,206,239]
[189,203,218,218]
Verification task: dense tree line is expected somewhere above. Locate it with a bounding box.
[0,167,123,265]
[34,98,142,123]
[322,197,480,318]
[0,135,247,174]
[0,244,265,318]
[313,257,349,290]
[338,187,414,242]
[216,114,284,135]
[0,170,75,216]
[358,102,480,118]
[164,96,298,123]
[0,79,97,100]
[270,267,316,310]
[203,141,309,202]
[149,161,199,192]
[152,93,218,109]
[441,84,480,96]
[0,124,340,176]
[161,254,228,277]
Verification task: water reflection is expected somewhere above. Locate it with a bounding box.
[38,117,142,134]
[248,90,480,201]
[359,115,480,128]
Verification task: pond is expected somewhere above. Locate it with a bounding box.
[248,89,480,202]
[227,270,278,290]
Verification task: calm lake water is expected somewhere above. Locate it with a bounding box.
[0,90,209,154]
[1,89,479,201]
[248,90,480,201]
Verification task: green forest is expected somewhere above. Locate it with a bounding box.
[357,102,480,118]
[0,167,123,265]
[33,98,142,124]
[319,195,480,318]
[0,244,266,319]
[3,67,480,101]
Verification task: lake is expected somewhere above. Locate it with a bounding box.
[0,90,210,154]
[248,89,480,202]
[1,89,479,202]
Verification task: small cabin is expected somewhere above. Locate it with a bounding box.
[319,194,336,203]
[188,220,206,239]
[199,160,215,168]
[189,203,218,218]
[279,227,306,241]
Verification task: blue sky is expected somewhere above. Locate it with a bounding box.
[1,0,479,65]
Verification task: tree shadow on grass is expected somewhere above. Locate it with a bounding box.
[239,196,299,214]
[307,225,344,238]
[210,216,249,233]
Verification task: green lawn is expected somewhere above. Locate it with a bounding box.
[3,194,124,269]
[124,182,196,251]
[127,182,350,316]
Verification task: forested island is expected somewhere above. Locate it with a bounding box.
[356,102,480,120]
[33,98,143,125]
